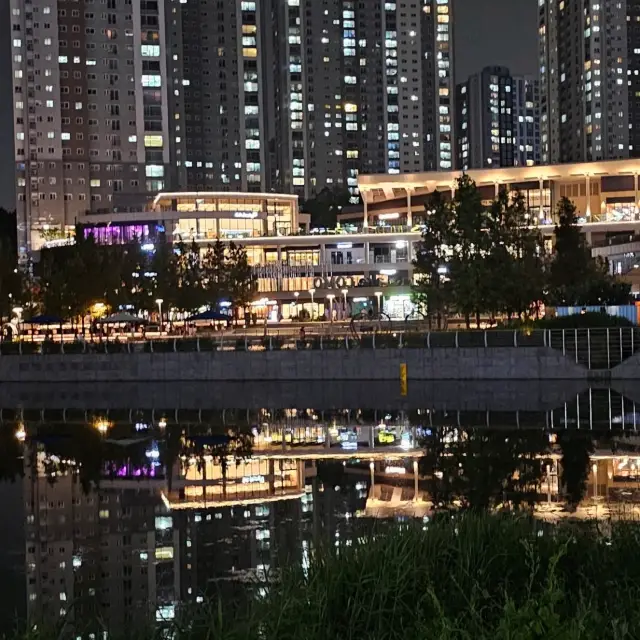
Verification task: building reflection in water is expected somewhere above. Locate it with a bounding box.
[6,390,640,633]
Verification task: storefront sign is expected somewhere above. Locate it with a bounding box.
[234,211,259,219]
[241,475,266,483]
[312,275,359,289]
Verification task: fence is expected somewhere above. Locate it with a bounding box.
[1,328,638,370]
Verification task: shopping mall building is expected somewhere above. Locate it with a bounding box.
[69,159,640,318]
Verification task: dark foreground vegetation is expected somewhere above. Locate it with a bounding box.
[12,514,640,640]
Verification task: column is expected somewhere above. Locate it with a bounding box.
[450,183,456,201]
[276,246,283,293]
[406,189,412,229]
[635,174,639,220]
[214,217,219,239]
[369,461,375,494]
[494,182,500,198]
[585,175,591,219]
[413,460,419,502]
[363,198,368,229]
[539,178,545,224]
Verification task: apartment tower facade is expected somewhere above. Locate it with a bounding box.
[270,0,456,202]
[456,66,540,170]
[538,0,632,164]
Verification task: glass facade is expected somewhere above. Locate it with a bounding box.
[182,458,301,503]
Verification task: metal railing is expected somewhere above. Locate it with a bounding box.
[2,328,638,369]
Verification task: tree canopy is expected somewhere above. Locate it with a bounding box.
[31,227,255,322]
[412,178,630,328]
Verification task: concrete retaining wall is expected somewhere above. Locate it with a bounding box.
[612,353,640,380]
[0,346,588,383]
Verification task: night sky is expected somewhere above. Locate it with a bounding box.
[0,0,537,211]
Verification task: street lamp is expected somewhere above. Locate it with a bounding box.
[326,294,335,323]
[155,298,164,325]
[375,291,383,315]
[12,306,23,342]
[293,291,299,320]
[309,288,316,320]
[95,419,110,435]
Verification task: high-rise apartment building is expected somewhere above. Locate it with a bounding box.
[168,0,272,194]
[10,0,173,259]
[513,75,541,168]
[10,0,454,254]
[270,0,456,202]
[627,0,640,158]
[538,0,630,164]
[456,66,540,170]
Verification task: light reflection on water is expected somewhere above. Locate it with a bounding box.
[2,384,640,633]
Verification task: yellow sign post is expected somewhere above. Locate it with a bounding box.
[399,363,408,396]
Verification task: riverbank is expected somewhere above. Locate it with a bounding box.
[3,325,640,381]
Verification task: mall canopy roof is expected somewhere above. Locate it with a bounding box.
[102,312,145,324]
[24,314,64,325]
[187,309,230,322]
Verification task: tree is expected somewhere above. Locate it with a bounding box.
[148,233,179,313]
[448,175,492,328]
[302,188,353,229]
[201,239,228,305]
[548,198,631,306]
[103,243,145,313]
[36,227,107,329]
[0,232,22,328]
[227,242,254,322]
[420,423,549,512]
[174,240,204,314]
[487,189,547,321]
[412,191,455,329]
[557,431,595,511]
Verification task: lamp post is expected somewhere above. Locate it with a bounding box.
[12,306,23,342]
[156,298,164,327]
[341,288,348,308]
[309,288,316,320]
[326,294,335,323]
[375,291,383,315]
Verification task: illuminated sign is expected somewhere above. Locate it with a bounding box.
[242,475,266,483]
[384,466,406,475]
[312,275,360,289]
[234,211,259,219]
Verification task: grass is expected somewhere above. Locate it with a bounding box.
[12,514,640,639]
[246,514,640,640]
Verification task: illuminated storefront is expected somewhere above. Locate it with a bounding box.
[171,456,304,506]
[152,192,300,239]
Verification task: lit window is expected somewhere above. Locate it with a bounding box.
[141,75,161,87]
[144,135,163,147]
